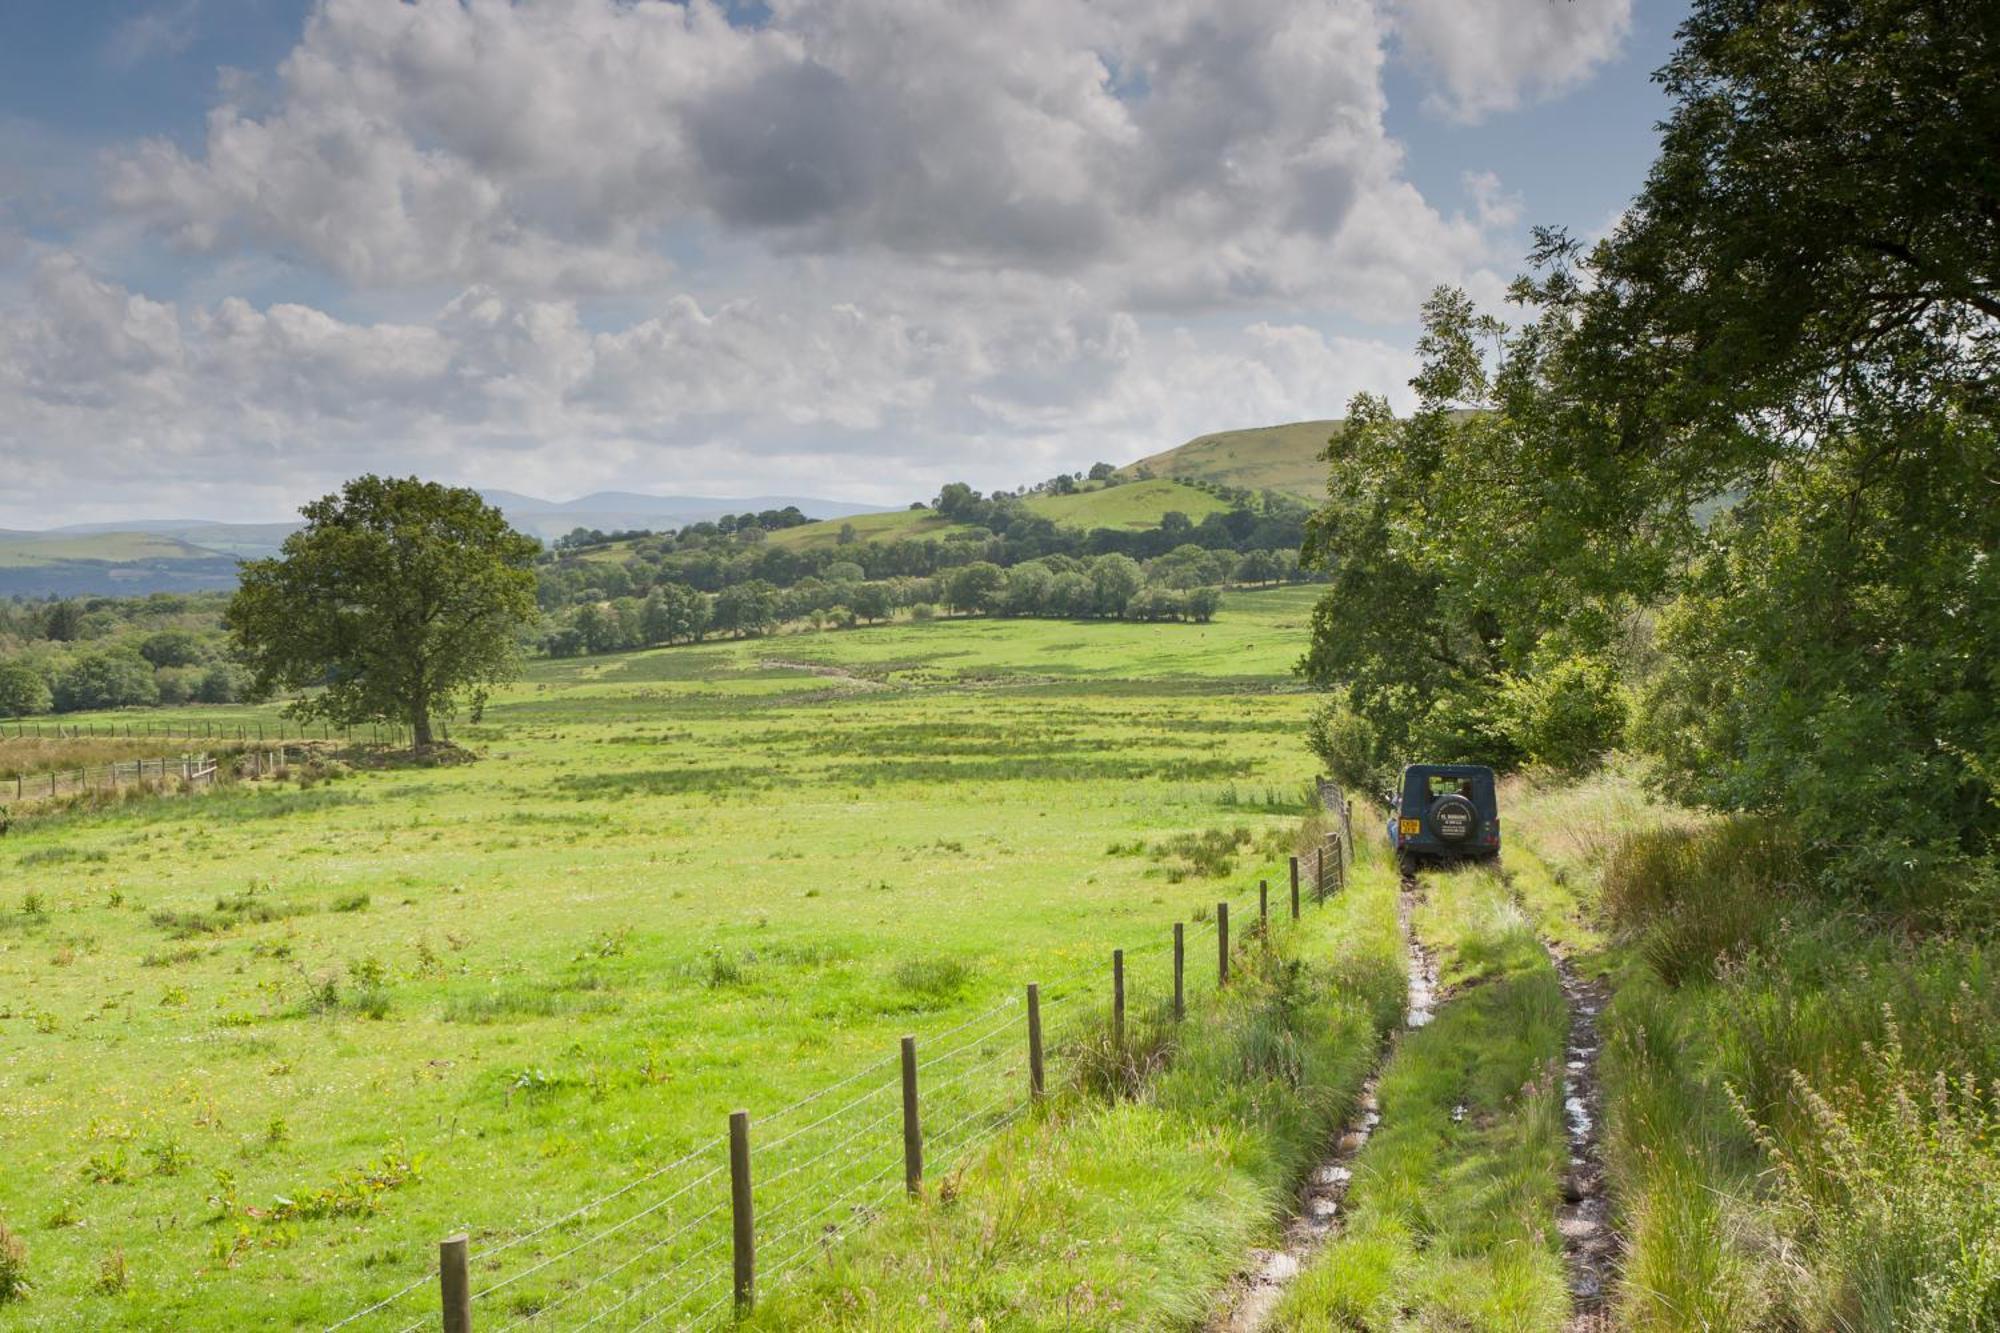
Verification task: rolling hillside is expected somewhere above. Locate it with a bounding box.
[1117,419,1342,500]
[760,476,1235,551]
[1022,476,1233,529]
[0,531,245,596]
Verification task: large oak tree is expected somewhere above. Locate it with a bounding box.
[227,476,539,750]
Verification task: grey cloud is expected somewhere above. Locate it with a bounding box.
[0,253,1417,526]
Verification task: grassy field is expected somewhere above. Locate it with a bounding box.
[0,588,1338,1329]
[1117,422,1341,500]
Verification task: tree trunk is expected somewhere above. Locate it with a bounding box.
[412,708,433,753]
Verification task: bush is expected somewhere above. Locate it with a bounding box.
[1499,654,1625,775]
[1305,699,1387,797]
[0,662,52,718]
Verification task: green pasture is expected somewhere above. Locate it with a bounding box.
[0,588,1328,1329]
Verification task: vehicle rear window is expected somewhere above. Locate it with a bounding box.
[1425,775,1474,798]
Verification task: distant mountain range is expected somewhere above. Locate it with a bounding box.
[0,491,881,597]
[0,426,1348,599]
[474,491,879,541]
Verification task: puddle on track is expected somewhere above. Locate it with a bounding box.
[1550,949,1619,1330]
[1205,875,1438,1333]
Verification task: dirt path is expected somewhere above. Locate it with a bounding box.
[1204,874,1436,1332]
[1550,949,1619,1329]
[756,658,892,690]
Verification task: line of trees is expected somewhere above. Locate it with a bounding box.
[539,549,1249,657]
[534,489,1308,611]
[0,594,253,716]
[533,487,1313,658]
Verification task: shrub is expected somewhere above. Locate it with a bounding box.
[0,1222,26,1303]
[1498,653,1626,775]
[1305,699,1387,797]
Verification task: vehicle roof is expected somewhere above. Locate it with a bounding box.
[1398,763,1497,778]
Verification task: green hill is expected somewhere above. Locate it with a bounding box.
[760,477,1234,551]
[1022,477,1232,529]
[1117,420,1342,500]
[762,507,972,552]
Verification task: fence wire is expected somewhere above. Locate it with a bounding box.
[319,850,1330,1331]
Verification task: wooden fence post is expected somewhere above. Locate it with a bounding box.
[1259,879,1268,931]
[1112,949,1125,1046]
[901,1036,923,1196]
[1173,924,1185,1021]
[1290,868,1300,920]
[1026,984,1044,1101]
[1217,902,1230,986]
[730,1110,755,1313]
[439,1234,471,1333]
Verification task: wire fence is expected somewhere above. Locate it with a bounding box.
[323,825,1350,1333]
[0,745,319,806]
[2,717,419,745]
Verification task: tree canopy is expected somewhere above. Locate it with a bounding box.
[226,476,539,749]
[1303,0,1999,892]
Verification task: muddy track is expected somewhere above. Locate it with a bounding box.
[1204,873,1436,1333]
[1550,948,1618,1330]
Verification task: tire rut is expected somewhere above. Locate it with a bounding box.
[1550,947,1619,1330]
[1204,873,1435,1333]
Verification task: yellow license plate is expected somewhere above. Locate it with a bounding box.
[1400,818,1422,837]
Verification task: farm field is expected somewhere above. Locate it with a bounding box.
[0,588,1331,1329]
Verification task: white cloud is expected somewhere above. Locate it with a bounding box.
[1392,0,1631,123]
[2,0,1577,524]
[0,253,1415,525]
[106,0,1495,312]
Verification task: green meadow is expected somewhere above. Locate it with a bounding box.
[1,589,1336,1329]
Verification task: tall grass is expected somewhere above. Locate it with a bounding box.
[1506,772,2000,1330]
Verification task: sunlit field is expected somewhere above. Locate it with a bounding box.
[2,589,1328,1329]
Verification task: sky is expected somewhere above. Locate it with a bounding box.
[0,0,1684,527]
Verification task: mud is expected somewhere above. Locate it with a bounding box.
[1204,874,1435,1333]
[1550,949,1619,1330]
